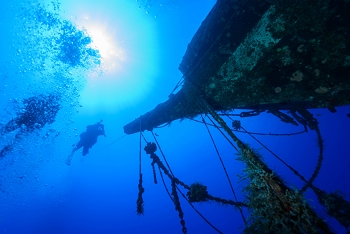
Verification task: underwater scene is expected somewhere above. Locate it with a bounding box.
[1,0,350,233]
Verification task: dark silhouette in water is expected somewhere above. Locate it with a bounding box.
[0,94,61,158]
[66,120,106,165]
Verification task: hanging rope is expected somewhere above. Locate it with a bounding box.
[238,146,333,234]
[240,124,309,184]
[237,121,333,221]
[88,134,127,156]
[168,76,185,97]
[222,107,324,193]
[143,141,188,233]
[296,109,324,192]
[228,114,350,229]
[204,114,238,151]
[201,114,247,224]
[158,164,174,202]
[194,97,256,226]
[192,92,332,229]
[154,122,171,129]
[140,132,148,143]
[150,161,158,184]
[144,136,227,233]
[300,125,323,192]
[154,160,227,233]
[196,96,333,232]
[225,111,350,230]
[312,186,350,230]
[189,117,306,136]
[180,185,225,234]
[151,131,176,178]
[136,121,145,216]
[225,115,310,187]
[171,179,187,234]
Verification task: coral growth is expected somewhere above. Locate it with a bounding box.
[315,86,328,94]
[290,70,304,82]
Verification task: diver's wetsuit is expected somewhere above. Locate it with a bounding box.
[73,121,106,156]
[1,94,60,135]
[0,94,61,158]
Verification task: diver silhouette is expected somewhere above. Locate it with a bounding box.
[66,120,106,165]
[0,93,61,158]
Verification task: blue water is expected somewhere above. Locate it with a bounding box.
[1,0,350,233]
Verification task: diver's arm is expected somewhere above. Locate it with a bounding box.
[1,119,19,134]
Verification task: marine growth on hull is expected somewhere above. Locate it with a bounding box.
[125,0,350,233]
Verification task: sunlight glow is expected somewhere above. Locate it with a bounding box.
[81,17,124,75]
[59,1,159,113]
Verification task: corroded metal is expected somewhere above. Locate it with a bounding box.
[124,0,350,134]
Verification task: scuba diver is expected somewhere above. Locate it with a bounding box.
[66,120,106,165]
[0,93,61,158]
